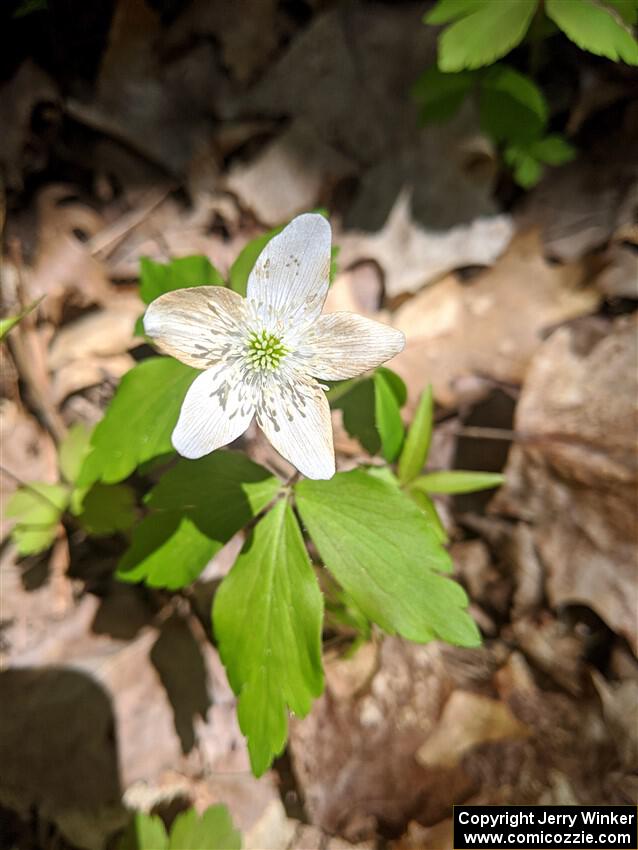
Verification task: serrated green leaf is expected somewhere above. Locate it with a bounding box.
[58,423,93,485]
[117,812,168,850]
[479,65,548,144]
[6,483,69,556]
[118,452,279,589]
[528,134,577,165]
[504,145,544,187]
[139,256,224,305]
[214,498,324,776]
[406,487,449,544]
[0,297,43,340]
[398,385,434,485]
[168,806,241,850]
[412,67,477,123]
[433,0,538,72]
[374,370,404,462]
[72,483,136,535]
[412,470,504,494]
[296,469,480,647]
[78,358,198,487]
[546,0,638,64]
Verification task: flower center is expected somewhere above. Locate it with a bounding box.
[246,329,288,371]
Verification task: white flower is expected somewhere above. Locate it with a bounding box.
[143,214,405,479]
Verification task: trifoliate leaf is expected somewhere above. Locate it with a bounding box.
[427,0,538,72]
[168,805,241,850]
[374,370,404,462]
[398,385,434,485]
[72,483,137,535]
[412,470,504,494]
[479,65,548,144]
[118,452,279,589]
[58,423,92,485]
[139,256,224,305]
[6,483,69,556]
[117,813,168,850]
[546,0,638,64]
[78,358,197,486]
[412,66,477,123]
[0,298,43,340]
[527,134,577,165]
[296,469,480,647]
[214,498,324,776]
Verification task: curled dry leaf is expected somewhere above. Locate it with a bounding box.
[492,316,638,653]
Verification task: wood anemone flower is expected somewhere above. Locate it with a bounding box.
[143,214,405,479]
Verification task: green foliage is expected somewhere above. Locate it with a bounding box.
[71,483,136,535]
[412,66,478,123]
[373,369,405,462]
[398,385,433,485]
[117,805,241,850]
[78,358,197,486]
[214,498,324,776]
[58,423,92,484]
[296,469,480,647]
[329,367,406,456]
[479,65,547,144]
[5,483,69,555]
[505,134,576,187]
[406,487,449,544]
[411,470,505,494]
[0,298,43,340]
[117,452,279,589]
[546,0,638,64]
[424,0,538,72]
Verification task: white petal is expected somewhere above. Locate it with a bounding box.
[246,214,331,329]
[296,312,405,380]
[256,371,335,480]
[144,286,245,369]
[172,362,256,458]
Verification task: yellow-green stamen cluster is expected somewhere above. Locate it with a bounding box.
[247,330,288,371]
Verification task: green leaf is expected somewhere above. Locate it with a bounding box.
[72,483,136,535]
[527,134,577,165]
[398,385,434,485]
[13,0,48,18]
[504,145,544,188]
[0,298,43,340]
[430,0,538,72]
[607,0,638,25]
[139,256,224,305]
[117,812,168,850]
[229,227,284,297]
[479,65,548,144]
[412,470,504,494]
[331,368,406,456]
[168,806,241,850]
[117,452,279,589]
[406,487,449,544]
[374,370,404,462]
[546,0,638,64]
[296,469,480,647]
[214,498,324,776]
[6,483,69,556]
[78,358,197,486]
[58,423,93,485]
[412,67,477,123]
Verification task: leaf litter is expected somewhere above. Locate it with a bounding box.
[1,0,637,847]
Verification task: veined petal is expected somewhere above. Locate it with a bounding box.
[246,214,331,330]
[296,312,405,380]
[144,286,246,369]
[257,371,335,480]
[172,361,256,458]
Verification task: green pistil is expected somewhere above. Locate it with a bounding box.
[247,330,288,371]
